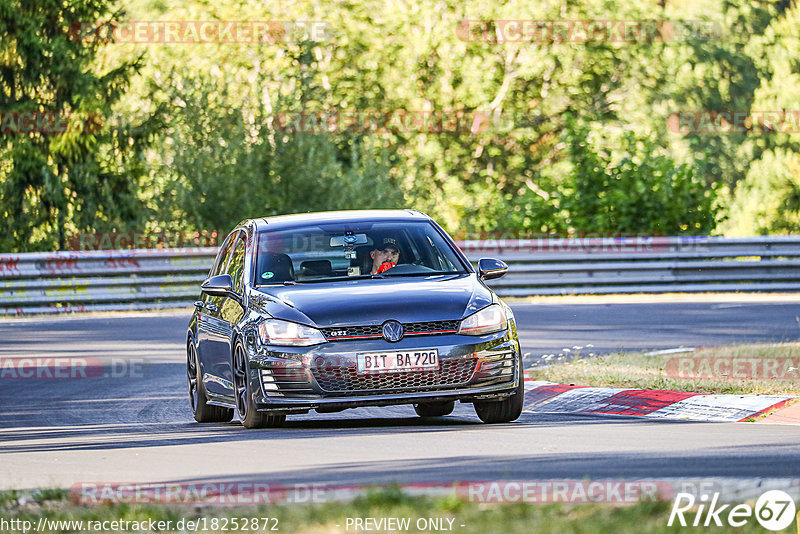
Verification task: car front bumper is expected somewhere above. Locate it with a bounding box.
[245,329,521,413]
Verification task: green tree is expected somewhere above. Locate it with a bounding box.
[147,59,405,233]
[7,0,793,249]
[0,0,155,251]
[724,148,800,235]
[560,120,719,235]
[722,2,800,235]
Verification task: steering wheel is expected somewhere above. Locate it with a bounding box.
[376,261,396,274]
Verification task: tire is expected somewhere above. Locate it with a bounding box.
[414,401,455,417]
[188,342,233,423]
[233,341,286,429]
[473,365,524,424]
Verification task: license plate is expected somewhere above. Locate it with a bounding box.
[356,349,439,373]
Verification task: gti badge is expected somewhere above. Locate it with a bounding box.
[382,320,404,342]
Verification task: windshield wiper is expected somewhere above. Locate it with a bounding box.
[382,271,462,277]
[263,272,460,285]
[293,275,375,284]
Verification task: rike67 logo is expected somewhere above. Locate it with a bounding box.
[668,490,797,530]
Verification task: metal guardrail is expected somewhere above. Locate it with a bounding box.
[1,236,799,314]
[0,248,216,315]
[460,235,800,296]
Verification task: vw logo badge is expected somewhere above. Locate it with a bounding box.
[382,320,404,342]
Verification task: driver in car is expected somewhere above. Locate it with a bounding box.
[370,237,400,274]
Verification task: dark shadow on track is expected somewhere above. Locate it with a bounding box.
[0,412,703,454]
[161,442,800,485]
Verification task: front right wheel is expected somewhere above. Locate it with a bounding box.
[473,370,524,424]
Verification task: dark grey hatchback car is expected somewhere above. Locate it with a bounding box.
[187,210,524,428]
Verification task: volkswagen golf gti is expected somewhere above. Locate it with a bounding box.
[186,210,523,428]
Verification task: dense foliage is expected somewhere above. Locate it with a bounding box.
[1,0,799,250]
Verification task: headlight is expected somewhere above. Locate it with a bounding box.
[257,319,327,347]
[458,304,508,336]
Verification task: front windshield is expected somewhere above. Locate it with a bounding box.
[254,221,467,285]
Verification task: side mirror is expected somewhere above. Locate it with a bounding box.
[201,274,235,297]
[477,258,508,280]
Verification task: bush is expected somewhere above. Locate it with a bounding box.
[560,121,720,235]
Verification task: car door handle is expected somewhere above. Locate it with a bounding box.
[194,301,217,311]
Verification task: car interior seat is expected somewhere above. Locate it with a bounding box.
[354,245,373,274]
[257,252,295,283]
[299,260,333,277]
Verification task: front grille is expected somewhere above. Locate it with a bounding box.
[312,357,477,393]
[320,325,382,340]
[320,320,460,341]
[405,320,460,335]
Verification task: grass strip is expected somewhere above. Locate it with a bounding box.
[528,342,800,396]
[0,488,791,534]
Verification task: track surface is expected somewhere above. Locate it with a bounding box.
[1,299,799,490]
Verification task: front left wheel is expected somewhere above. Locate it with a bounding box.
[233,341,286,429]
[473,358,525,423]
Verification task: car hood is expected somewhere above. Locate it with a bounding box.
[249,274,493,327]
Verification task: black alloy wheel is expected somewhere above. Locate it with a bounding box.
[473,355,525,423]
[187,342,233,423]
[233,341,286,428]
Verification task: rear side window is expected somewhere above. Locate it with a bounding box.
[227,236,246,293]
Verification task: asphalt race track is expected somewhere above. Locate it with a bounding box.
[1,298,800,491]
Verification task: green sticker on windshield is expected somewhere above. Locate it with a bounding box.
[261,271,274,279]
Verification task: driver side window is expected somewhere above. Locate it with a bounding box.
[210,235,235,278]
[227,235,246,293]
